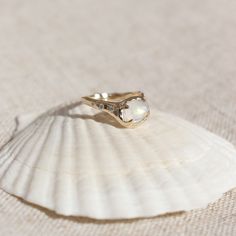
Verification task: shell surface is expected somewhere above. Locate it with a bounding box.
[0,101,236,219]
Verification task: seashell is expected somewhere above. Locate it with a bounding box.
[0,101,236,220]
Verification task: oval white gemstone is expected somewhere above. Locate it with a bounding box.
[121,99,149,123]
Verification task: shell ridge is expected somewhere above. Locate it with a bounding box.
[81,117,110,217]
[124,130,165,214]
[73,114,92,215]
[99,126,141,218]
[53,117,70,213]
[9,117,55,194]
[21,117,56,199]
[0,117,44,167]
[0,117,49,182]
[69,116,83,214]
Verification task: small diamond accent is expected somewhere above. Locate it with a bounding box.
[107,104,114,112]
[98,104,104,110]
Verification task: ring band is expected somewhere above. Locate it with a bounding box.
[81,91,150,128]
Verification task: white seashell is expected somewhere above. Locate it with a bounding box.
[0,101,236,220]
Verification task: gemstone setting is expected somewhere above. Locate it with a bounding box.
[120,99,149,123]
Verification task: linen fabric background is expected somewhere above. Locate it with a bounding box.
[0,0,236,235]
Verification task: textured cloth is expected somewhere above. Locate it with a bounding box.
[0,0,236,235]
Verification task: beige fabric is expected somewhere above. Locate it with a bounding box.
[0,0,236,235]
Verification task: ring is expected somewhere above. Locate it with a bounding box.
[81,91,150,128]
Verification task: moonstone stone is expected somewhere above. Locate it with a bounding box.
[121,99,149,122]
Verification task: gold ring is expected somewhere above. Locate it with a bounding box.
[81,91,150,128]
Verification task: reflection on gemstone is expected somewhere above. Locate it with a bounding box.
[121,99,149,123]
